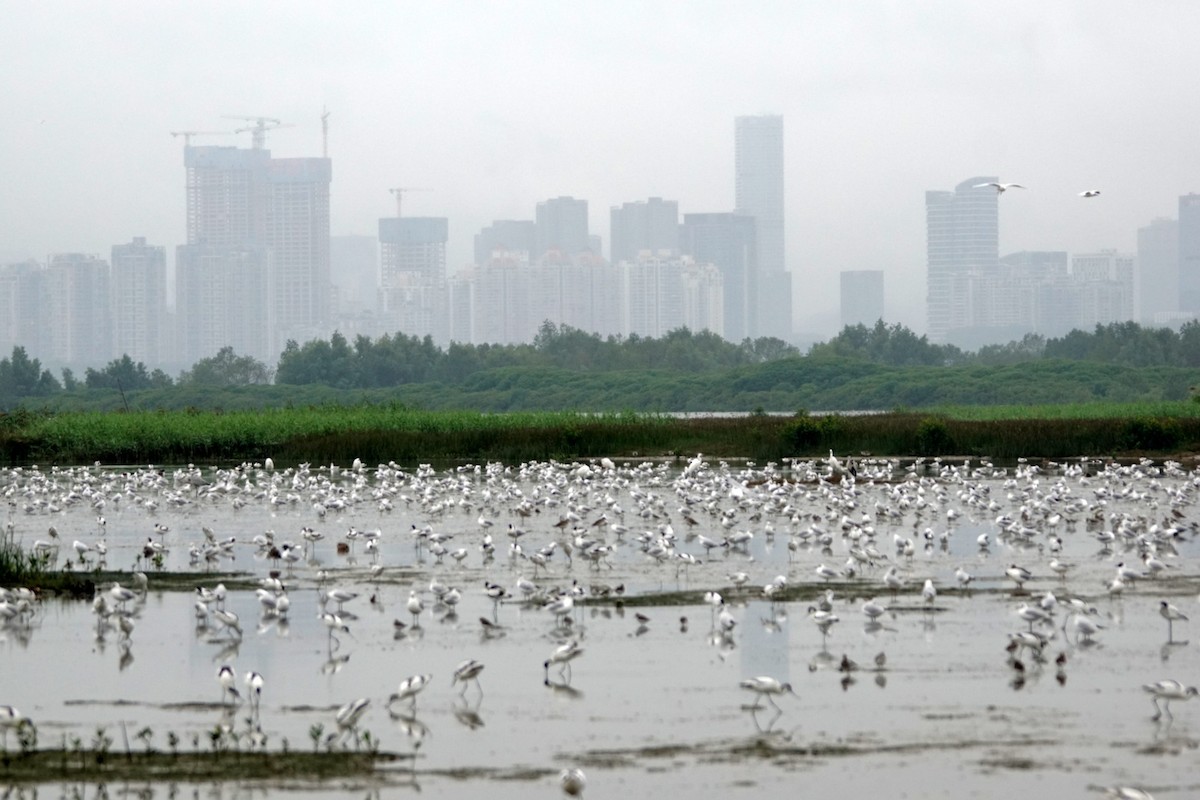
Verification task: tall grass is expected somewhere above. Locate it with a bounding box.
[2,405,1198,466]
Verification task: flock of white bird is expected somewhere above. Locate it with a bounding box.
[2,452,1199,798]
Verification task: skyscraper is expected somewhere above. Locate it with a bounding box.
[735,114,790,339]
[111,237,167,365]
[610,197,679,264]
[1179,194,1200,313]
[176,143,330,363]
[474,220,536,265]
[378,217,449,342]
[925,177,999,343]
[1137,217,1178,322]
[44,253,111,367]
[679,212,756,342]
[535,197,590,259]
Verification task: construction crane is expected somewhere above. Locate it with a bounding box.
[321,107,330,159]
[169,130,230,147]
[222,115,294,150]
[388,187,431,218]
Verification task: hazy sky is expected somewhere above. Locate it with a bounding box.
[4,1,1199,337]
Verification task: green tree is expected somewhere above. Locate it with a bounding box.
[85,355,157,390]
[180,346,272,386]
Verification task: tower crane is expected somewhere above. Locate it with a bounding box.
[222,115,294,149]
[169,130,230,147]
[388,187,432,218]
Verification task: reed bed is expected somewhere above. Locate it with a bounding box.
[2,405,1199,466]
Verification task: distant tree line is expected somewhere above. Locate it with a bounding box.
[274,323,797,388]
[4,319,1200,409]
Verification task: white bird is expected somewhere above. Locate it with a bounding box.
[1142,679,1198,721]
[738,676,797,710]
[245,671,264,711]
[335,697,370,739]
[217,665,240,705]
[955,566,974,590]
[1104,788,1154,800]
[861,598,887,621]
[452,659,485,695]
[544,639,585,682]
[1160,601,1188,641]
[974,181,1026,193]
[213,609,242,640]
[1079,189,1101,198]
[560,767,587,797]
[407,591,424,626]
[388,674,432,710]
[1005,565,1032,591]
[921,579,936,605]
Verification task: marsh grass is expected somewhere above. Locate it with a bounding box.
[2,404,1199,466]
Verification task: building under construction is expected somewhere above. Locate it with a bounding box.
[176,121,331,364]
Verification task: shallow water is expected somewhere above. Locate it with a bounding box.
[3,457,1200,798]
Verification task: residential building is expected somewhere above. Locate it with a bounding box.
[610,197,679,265]
[925,176,999,343]
[111,237,167,365]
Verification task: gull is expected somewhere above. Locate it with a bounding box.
[739,676,797,711]
[1005,565,1032,591]
[861,598,887,621]
[1160,600,1188,642]
[1142,679,1198,721]
[407,591,424,627]
[974,181,1026,193]
[955,566,974,590]
[1079,189,1101,198]
[560,767,587,797]
[921,579,936,606]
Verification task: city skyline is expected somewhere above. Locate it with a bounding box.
[5,3,1200,337]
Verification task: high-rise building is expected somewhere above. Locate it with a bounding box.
[175,245,270,363]
[267,157,332,346]
[177,144,330,363]
[680,213,756,341]
[735,114,790,339]
[378,217,449,343]
[1071,250,1135,328]
[111,237,167,365]
[329,235,379,316]
[535,197,590,259]
[925,177,999,343]
[1137,218,1178,323]
[0,261,45,359]
[610,198,679,264]
[44,253,111,367]
[474,220,536,265]
[1178,194,1200,313]
[840,270,884,329]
